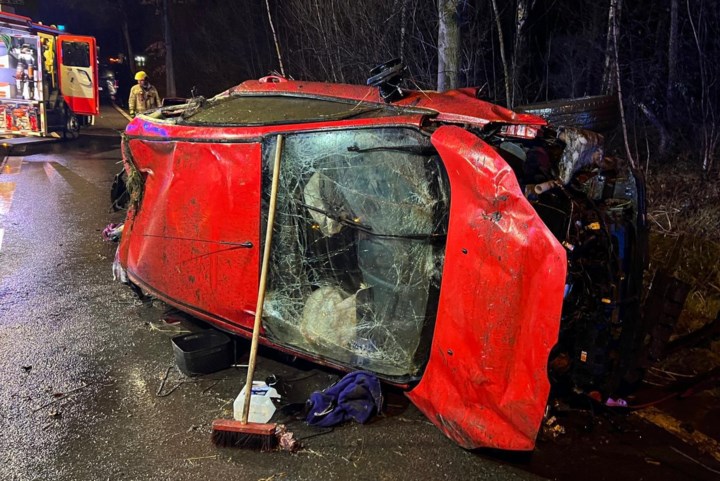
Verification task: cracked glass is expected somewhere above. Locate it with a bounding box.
[261,127,449,379]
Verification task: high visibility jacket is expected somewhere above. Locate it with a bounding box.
[129,83,161,116]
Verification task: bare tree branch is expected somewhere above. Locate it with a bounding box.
[265,0,286,77]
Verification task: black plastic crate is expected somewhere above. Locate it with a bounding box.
[171,330,233,376]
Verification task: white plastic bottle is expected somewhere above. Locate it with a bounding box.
[233,381,281,424]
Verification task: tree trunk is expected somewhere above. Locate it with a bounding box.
[437,0,460,92]
[490,0,511,107]
[122,17,136,73]
[511,0,532,107]
[601,0,619,94]
[265,0,286,77]
[400,0,409,64]
[314,0,337,82]
[163,0,176,97]
[686,0,717,174]
[639,102,669,158]
[610,0,635,168]
[667,0,678,113]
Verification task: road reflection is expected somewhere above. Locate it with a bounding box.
[0,181,15,215]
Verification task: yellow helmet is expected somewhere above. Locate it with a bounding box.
[134,71,148,81]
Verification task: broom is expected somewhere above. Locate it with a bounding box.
[211,134,284,450]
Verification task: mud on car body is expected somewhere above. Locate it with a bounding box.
[112,76,647,450]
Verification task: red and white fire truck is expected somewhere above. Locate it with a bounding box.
[0,11,98,141]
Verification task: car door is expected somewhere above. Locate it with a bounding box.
[120,138,262,327]
[57,35,99,115]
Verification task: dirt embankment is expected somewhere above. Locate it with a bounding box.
[645,160,720,377]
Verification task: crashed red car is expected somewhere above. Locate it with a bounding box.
[113,75,646,451]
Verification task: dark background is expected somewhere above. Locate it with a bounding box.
[10,0,716,175]
[4,0,718,225]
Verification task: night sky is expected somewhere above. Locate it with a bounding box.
[7,0,150,73]
[18,1,132,59]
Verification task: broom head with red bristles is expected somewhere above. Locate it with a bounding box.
[210,419,279,451]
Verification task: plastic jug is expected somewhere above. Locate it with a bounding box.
[233,381,281,423]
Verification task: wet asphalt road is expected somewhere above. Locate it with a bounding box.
[0,107,543,481]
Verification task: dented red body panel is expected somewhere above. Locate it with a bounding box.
[407,126,566,450]
[118,79,564,451]
[119,140,262,326]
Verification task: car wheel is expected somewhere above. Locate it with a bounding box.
[63,112,80,141]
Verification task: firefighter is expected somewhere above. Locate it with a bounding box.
[41,38,55,88]
[128,71,160,117]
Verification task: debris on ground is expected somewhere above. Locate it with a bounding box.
[633,407,720,463]
[542,415,566,439]
[101,222,123,242]
[305,371,382,427]
[276,425,301,452]
[605,398,628,408]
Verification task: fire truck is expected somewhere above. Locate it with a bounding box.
[0,11,98,141]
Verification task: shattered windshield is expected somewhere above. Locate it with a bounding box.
[183,95,401,125]
[262,128,449,379]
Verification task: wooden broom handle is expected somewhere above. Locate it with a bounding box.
[242,134,284,424]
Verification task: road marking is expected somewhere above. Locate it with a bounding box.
[43,162,65,184]
[0,182,16,215]
[113,102,133,122]
[634,407,720,462]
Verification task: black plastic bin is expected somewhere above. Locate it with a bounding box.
[171,330,233,376]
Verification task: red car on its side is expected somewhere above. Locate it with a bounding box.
[113,75,646,450]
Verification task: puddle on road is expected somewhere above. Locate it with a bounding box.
[2,157,22,174]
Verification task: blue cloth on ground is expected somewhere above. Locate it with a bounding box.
[305,371,383,427]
